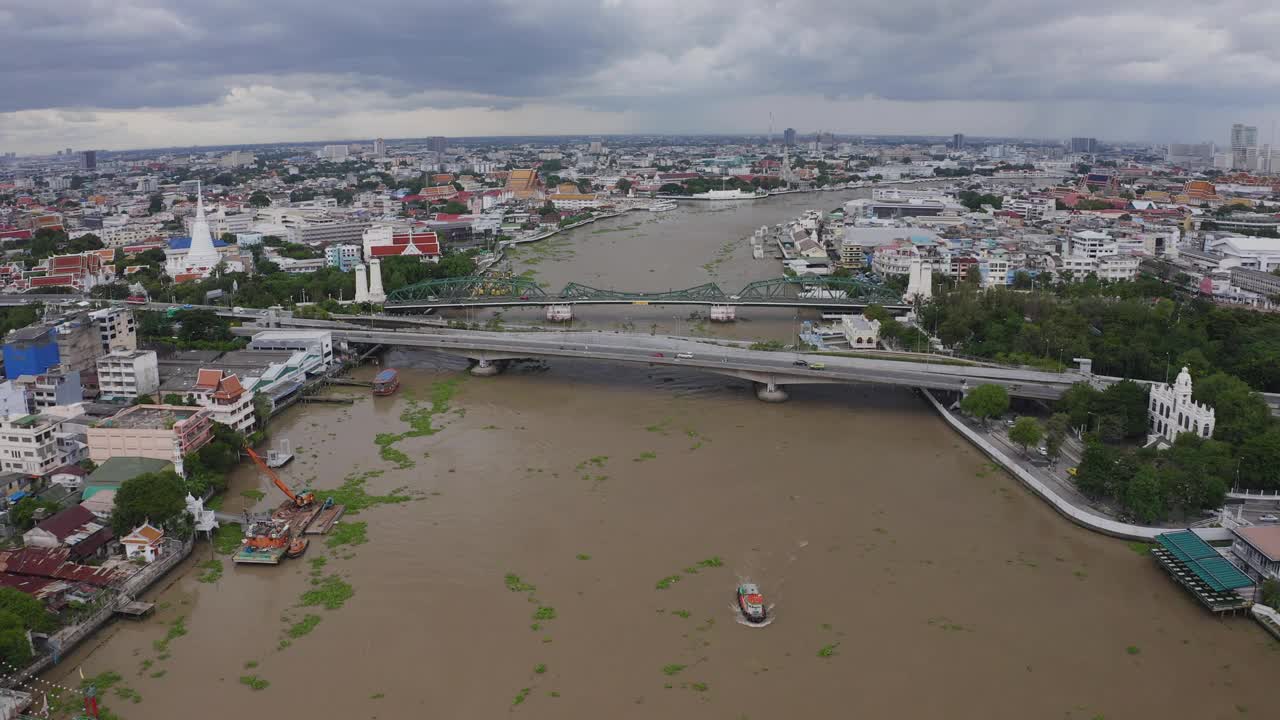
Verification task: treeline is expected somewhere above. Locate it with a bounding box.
[919,283,1280,392]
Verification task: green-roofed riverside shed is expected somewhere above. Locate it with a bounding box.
[1152,531,1255,614]
[83,457,174,500]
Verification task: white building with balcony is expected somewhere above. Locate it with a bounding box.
[96,349,159,400]
[0,410,85,475]
[187,369,256,433]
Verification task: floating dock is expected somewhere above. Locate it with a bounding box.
[304,504,346,535]
[115,601,155,620]
[233,546,286,565]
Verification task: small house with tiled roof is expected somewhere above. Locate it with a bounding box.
[120,522,165,562]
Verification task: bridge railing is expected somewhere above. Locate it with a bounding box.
[385,275,906,307]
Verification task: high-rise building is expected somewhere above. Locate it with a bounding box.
[322,144,350,161]
[1166,142,1215,167]
[81,150,97,170]
[373,138,386,156]
[427,136,447,153]
[1231,123,1258,170]
[952,133,965,150]
[65,148,72,156]
[1069,137,1097,154]
[783,128,797,147]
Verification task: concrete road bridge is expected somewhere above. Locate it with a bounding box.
[234,321,1087,402]
[381,275,912,312]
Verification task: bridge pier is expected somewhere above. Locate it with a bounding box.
[470,359,503,377]
[755,381,789,403]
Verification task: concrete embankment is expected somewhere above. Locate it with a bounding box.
[921,388,1230,543]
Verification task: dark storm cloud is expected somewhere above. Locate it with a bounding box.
[4,0,1280,116]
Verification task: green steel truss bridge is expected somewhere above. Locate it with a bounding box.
[384,276,910,311]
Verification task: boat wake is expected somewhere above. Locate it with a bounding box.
[728,602,776,628]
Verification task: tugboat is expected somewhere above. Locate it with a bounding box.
[737,583,767,623]
[286,536,310,559]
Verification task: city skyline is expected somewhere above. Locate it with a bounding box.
[7,0,1280,153]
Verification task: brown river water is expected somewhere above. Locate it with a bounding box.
[47,190,1279,719]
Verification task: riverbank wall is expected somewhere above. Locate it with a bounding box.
[921,388,1230,543]
[4,536,195,687]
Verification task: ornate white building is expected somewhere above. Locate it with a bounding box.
[1148,367,1215,444]
[166,182,242,279]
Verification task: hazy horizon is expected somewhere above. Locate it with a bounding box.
[6,0,1280,154]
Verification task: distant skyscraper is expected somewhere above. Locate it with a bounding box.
[373,138,386,156]
[427,136,447,153]
[321,144,349,161]
[1070,137,1097,154]
[952,133,965,150]
[80,150,96,170]
[1231,123,1258,170]
[65,147,72,156]
[783,128,797,147]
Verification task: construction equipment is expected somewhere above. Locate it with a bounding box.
[246,447,316,508]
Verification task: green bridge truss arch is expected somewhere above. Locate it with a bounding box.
[385,275,904,306]
[385,276,549,304]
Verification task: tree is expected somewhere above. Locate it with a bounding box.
[148,194,165,214]
[90,283,131,300]
[1263,578,1280,609]
[9,497,63,530]
[1011,270,1032,290]
[1100,380,1150,439]
[1124,464,1166,523]
[113,247,127,268]
[1076,442,1132,499]
[1009,416,1043,453]
[616,178,633,194]
[964,264,983,285]
[1193,372,1271,446]
[960,384,1009,424]
[176,309,232,343]
[0,611,33,669]
[110,470,188,536]
[1044,413,1070,464]
[162,393,187,405]
[1239,428,1280,490]
[441,201,469,215]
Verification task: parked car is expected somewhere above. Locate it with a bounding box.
[1067,467,1078,477]
[1260,514,1279,523]
[1005,418,1016,427]
[1037,446,1048,456]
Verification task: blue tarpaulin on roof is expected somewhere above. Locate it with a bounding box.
[7,491,27,503]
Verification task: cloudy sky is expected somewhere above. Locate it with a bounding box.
[4,0,1280,153]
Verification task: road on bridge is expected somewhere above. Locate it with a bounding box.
[236,324,1086,400]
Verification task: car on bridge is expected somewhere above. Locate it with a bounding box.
[808,362,826,370]
[676,352,694,359]
[652,352,664,358]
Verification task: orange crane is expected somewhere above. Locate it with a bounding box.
[246,447,315,508]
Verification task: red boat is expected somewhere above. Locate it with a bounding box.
[372,368,400,396]
[737,583,767,623]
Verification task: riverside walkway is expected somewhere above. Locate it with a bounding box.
[921,389,1231,542]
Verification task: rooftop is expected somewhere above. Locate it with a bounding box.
[1234,525,1280,562]
[96,404,202,430]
